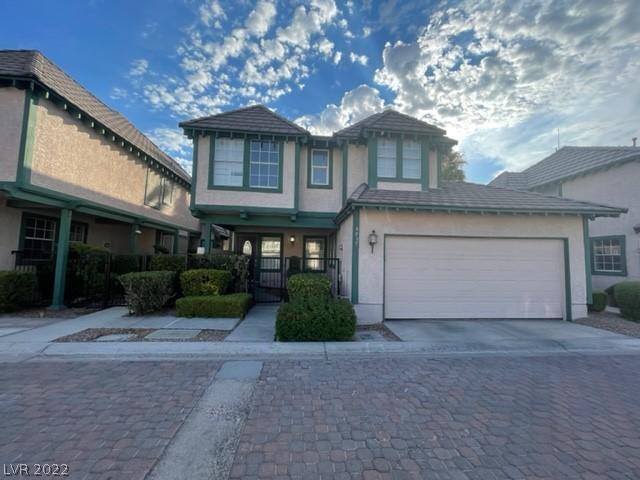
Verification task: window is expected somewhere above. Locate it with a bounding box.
[402,140,421,179]
[242,240,253,256]
[310,149,330,186]
[162,180,174,206]
[250,140,279,189]
[159,232,175,253]
[213,138,244,187]
[69,222,87,243]
[304,237,326,271]
[592,236,626,275]
[377,138,396,178]
[260,236,281,271]
[22,215,56,261]
[145,168,163,208]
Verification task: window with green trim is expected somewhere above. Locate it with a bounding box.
[213,138,244,187]
[377,138,397,178]
[592,236,626,275]
[402,140,421,179]
[250,140,280,189]
[304,237,326,271]
[22,215,57,261]
[310,149,330,186]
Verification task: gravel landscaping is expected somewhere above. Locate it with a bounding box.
[54,327,228,342]
[576,311,640,338]
[356,323,401,341]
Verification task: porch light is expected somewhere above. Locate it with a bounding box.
[368,230,378,254]
[135,228,142,235]
[289,235,296,244]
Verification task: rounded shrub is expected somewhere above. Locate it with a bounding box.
[588,291,607,312]
[149,255,187,273]
[176,293,252,318]
[287,273,331,302]
[180,269,232,297]
[0,271,37,312]
[275,298,356,341]
[613,281,640,321]
[119,271,176,315]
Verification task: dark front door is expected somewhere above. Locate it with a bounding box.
[236,234,283,302]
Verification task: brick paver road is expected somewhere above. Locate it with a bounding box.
[231,355,640,480]
[0,361,219,480]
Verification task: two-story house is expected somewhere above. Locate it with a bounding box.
[0,50,200,308]
[181,106,624,323]
[491,146,639,291]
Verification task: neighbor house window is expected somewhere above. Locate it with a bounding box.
[377,138,396,178]
[213,138,244,187]
[592,236,626,275]
[304,237,326,271]
[69,222,87,243]
[22,215,56,261]
[145,168,163,208]
[162,180,174,206]
[250,140,279,189]
[310,149,330,186]
[402,140,421,179]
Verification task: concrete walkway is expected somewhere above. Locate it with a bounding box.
[225,304,278,342]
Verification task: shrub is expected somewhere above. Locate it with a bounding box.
[614,282,640,321]
[180,269,232,297]
[66,243,109,304]
[176,293,253,318]
[187,254,250,292]
[287,273,331,302]
[148,255,187,273]
[275,298,356,341]
[119,271,176,315]
[605,283,619,307]
[111,254,141,275]
[588,291,607,312]
[0,271,37,312]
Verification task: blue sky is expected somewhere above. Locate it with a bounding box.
[2,0,639,183]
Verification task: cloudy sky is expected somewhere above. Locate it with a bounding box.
[2,0,639,182]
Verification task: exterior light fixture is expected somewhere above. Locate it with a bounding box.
[368,230,378,253]
[135,228,142,235]
[289,235,296,244]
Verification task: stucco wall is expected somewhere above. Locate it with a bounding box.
[336,214,353,300]
[29,97,197,231]
[346,144,367,198]
[196,135,295,209]
[350,210,587,323]
[298,147,342,212]
[561,161,640,289]
[0,87,24,182]
[0,194,23,270]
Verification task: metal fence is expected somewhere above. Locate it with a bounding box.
[283,257,341,299]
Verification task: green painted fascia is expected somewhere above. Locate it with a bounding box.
[582,217,592,304]
[16,89,38,186]
[181,127,308,143]
[436,148,443,188]
[367,137,377,187]
[294,141,301,208]
[590,234,628,276]
[194,204,298,215]
[342,143,348,206]
[351,208,360,304]
[200,213,337,229]
[563,238,572,321]
[190,131,199,210]
[306,146,333,189]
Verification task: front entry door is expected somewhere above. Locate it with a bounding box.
[236,234,283,302]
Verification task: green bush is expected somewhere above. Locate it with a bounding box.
[605,283,619,307]
[287,273,332,302]
[275,298,356,341]
[180,269,232,297]
[187,254,250,292]
[111,254,141,275]
[614,282,640,321]
[588,291,607,312]
[148,255,187,273]
[119,271,176,315]
[66,243,109,304]
[176,293,253,318]
[0,271,37,312]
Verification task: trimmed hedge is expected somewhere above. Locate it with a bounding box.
[0,271,37,312]
[148,255,187,273]
[176,293,253,318]
[111,254,141,275]
[180,269,232,297]
[614,282,640,321]
[119,271,176,315]
[287,273,331,302]
[187,254,250,293]
[275,298,356,341]
[588,291,607,312]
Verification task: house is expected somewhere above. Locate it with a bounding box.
[0,50,200,308]
[181,105,625,323]
[490,146,639,291]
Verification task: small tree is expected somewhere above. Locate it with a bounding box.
[441,150,466,181]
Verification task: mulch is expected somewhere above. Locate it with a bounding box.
[576,312,640,338]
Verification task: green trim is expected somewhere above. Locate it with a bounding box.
[203,222,212,254]
[294,141,301,208]
[190,131,199,210]
[194,204,298,215]
[16,90,38,185]
[351,208,359,303]
[307,147,333,189]
[367,138,377,187]
[564,238,572,321]
[50,208,72,310]
[197,213,337,229]
[302,235,328,272]
[421,138,430,191]
[590,234,627,276]
[368,137,426,186]
[342,143,348,205]
[436,148,442,188]
[582,217,592,304]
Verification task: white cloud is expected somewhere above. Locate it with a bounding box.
[333,51,343,64]
[128,59,148,77]
[349,52,368,66]
[362,26,372,38]
[245,0,277,37]
[110,87,128,100]
[147,127,194,172]
[317,38,335,58]
[199,0,225,27]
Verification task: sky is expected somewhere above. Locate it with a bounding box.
[2,0,639,183]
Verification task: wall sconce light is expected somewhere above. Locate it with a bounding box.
[368,230,378,253]
[289,234,296,244]
[135,228,142,235]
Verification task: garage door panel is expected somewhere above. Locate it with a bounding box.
[384,237,564,319]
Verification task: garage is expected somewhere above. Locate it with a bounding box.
[384,236,566,320]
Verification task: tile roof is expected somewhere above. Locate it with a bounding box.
[347,181,625,216]
[179,104,309,135]
[335,109,451,140]
[0,50,190,183]
[489,146,640,190]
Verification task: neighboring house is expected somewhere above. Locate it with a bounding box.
[0,50,200,308]
[181,105,624,323]
[491,146,639,291]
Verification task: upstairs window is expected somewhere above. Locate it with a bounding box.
[250,140,280,189]
[377,138,397,178]
[213,138,244,187]
[402,140,421,179]
[145,168,173,209]
[310,149,330,186]
[592,236,626,275]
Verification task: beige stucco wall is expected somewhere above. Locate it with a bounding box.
[0,194,23,270]
[196,135,295,209]
[28,97,197,231]
[347,210,587,323]
[562,161,640,289]
[346,144,367,198]
[336,214,353,300]
[298,147,342,212]
[0,87,25,182]
[232,226,335,258]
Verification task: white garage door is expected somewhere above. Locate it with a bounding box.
[384,236,565,319]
